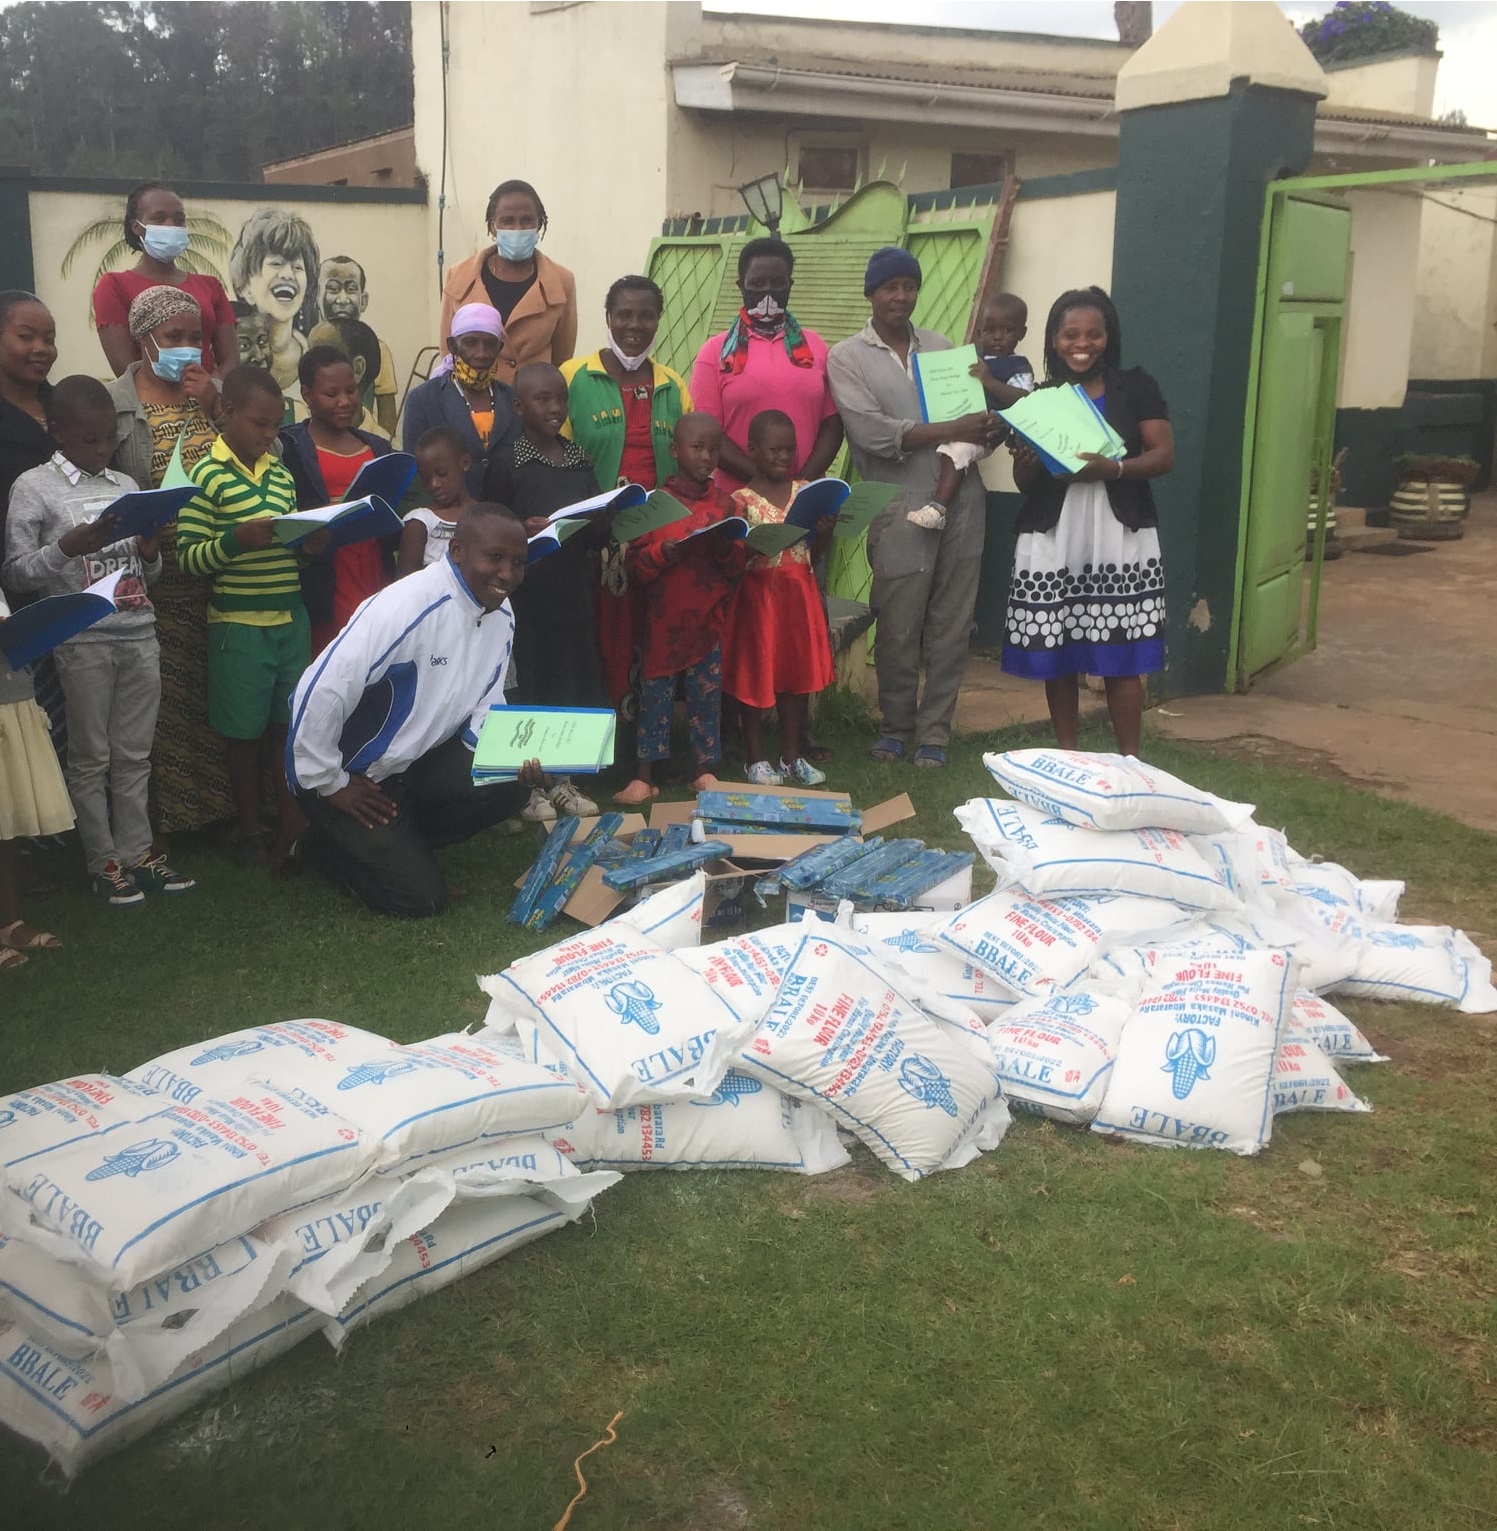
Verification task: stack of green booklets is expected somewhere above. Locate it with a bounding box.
[998,385,1127,476]
[471,705,616,783]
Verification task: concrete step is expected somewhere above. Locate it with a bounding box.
[1334,505,1369,531]
[1336,525,1399,552]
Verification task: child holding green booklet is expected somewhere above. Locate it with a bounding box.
[1002,287,1175,756]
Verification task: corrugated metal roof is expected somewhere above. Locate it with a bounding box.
[681,51,1491,137]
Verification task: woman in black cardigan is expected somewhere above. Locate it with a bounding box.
[1005,287,1175,755]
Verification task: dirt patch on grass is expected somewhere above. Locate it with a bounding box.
[1185,733,1390,792]
[1390,1023,1497,1084]
[684,1482,753,1530]
[797,1162,887,1208]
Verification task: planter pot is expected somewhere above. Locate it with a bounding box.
[1389,478,1468,541]
[1306,497,1341,560]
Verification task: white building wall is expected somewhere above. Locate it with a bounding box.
[1339,189,1424,409]
[1409,184,1497,380]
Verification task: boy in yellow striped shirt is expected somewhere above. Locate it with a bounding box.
[177,365,328,867]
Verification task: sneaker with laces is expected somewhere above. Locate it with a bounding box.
[128,854,196,895]
[520,786,557,823]
[549,779,599,816]
[745,760,784,787]
[907,501,947,531]
[92,859,144,907]
[780,756,828,787]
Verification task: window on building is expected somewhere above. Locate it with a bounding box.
[330,177,349,187]
[374,167,393,182]
[950,152,1012,190]
[798,144,862,195]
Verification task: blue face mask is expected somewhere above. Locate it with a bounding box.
[496,228,539,262]
[148,343,200,383]
[138,223,190,263]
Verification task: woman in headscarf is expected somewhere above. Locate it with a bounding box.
[438,179,577,390]
[402,304,520,500]
[107,285,234,838]
[560,274,692,718]
[92,182,238,378]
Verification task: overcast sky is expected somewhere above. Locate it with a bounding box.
[704,1,1496,127]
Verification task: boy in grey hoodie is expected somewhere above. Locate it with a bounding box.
[3,375,194,902]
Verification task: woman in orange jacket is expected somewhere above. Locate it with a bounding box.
[437,179,577,390]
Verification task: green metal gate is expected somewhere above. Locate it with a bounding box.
[1232,161,1497,690]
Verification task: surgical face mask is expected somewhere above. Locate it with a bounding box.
[147,341,200,383]
[496,228,539,262]
[608,335,651,372]
[138,223,190,263]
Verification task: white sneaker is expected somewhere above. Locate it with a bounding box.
[780,756,827,787]
[520,787,556,823]
[907,501,947,531]
[745,760,784,786]
[549,779,598,816]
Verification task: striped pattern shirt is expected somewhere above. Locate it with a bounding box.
[177,437,303,618]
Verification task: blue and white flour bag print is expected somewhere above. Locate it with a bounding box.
[0,1081,373,1289]
[0,1225,294,1404]
[983,750,1255,835]
[492,923,756,1109]
[678,923,808,1025]
[617,872,707,949]
[955,799,1243,910]
[573,1073,849,1175]
[0,1296,320,1477]
[1092,951,1296,1155]
[702,927,1009,1182]
[1288,990,1387,1062]
[928,886,1190,998]
[851,911,1018,1024]
[984,990,1134,1124]
[1271,1035,1370,1117]
[0,1075,164,1170]
[1332,924,1497,1013]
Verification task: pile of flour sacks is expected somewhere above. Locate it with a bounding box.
[1,751,1491,1475]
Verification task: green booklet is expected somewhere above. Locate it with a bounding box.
[998,385,1126,475]
[831,480,900,539]
[471,706,617,782]
[913,343,987,423]
[612,490,693,544]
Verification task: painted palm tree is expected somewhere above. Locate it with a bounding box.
[62,208,234,325]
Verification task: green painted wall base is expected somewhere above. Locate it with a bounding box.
[1110,80,1317,698]
[1336,388,1493,509]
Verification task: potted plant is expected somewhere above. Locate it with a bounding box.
[1389,453,1478,541]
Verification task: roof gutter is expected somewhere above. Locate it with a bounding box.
[672,61,1119,137]
[1313,115,1493,163]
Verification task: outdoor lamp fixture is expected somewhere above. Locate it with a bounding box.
[737,173,783,233]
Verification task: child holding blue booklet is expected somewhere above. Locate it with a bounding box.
[1003,287,1175,756]
[4,377,195,903]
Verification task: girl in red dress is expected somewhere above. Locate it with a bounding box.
[724,410,835,786]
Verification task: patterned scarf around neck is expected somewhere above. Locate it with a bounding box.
[719,308,814,376]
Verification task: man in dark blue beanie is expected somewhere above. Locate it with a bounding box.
[827,246,1001,768]
[863,245,923,297]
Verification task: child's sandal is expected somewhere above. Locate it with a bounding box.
[0,946,27,971]
[612,779,660,806]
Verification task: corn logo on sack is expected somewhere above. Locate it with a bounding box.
[1092,952,1295,1155]
[1,1082,372,1289]
[491,924,755,1109]
[1,1076,164,1171]
[703,928,1009,1182]
[983,749,1255,835]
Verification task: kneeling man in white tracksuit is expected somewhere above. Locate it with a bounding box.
[287,502,542,917]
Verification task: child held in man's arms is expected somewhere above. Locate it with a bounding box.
[724,409,836,786]
[484,362,609,823]
[615,413,745,804]
[175,365,329,870]
[909,291,1035,531]
[3,376,195,903]
[399,427,474,575]
[280,345,395,656]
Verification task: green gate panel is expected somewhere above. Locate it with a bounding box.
[646,239,732,378]
[1270,198,1350,303]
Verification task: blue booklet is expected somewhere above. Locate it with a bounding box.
[346,452,419,508]
[271,497,403,550]
[102,485,198,540]
[0,572,129,668]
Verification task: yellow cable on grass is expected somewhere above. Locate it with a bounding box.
[551,1411,625,1530]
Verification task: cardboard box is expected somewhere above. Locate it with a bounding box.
[512,788,919,930]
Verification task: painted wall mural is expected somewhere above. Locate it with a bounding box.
[57,198,403,437]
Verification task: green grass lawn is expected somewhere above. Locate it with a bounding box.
[3,720,1495,1530]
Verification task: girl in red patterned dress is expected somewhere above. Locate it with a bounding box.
[616,413,744,804]
[723,410,835,786]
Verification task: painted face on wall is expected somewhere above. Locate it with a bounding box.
[236,313,272,367]
[319,259,368,322]
[243,250,308,324]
